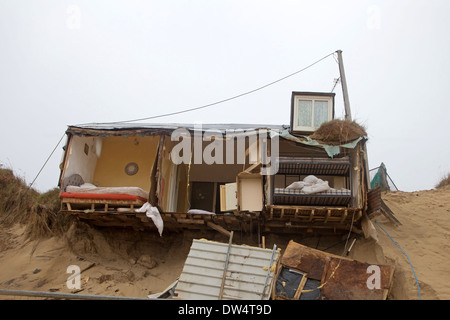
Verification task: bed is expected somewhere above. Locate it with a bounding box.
[273,187,352,206]
[59,174,148,212]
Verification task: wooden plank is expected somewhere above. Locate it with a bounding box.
[293,272,308,300]
[206,221,231,237]
[380,199,402,225]
[244,162,262,174]
[177,218,205,225]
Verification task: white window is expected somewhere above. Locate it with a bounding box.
[290,93,334,133]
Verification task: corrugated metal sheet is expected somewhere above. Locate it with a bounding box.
[175,239,280,300]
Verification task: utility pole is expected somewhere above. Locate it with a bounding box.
[336,50,352,121]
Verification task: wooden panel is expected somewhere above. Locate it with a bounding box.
[281,240,350,280]
[220,182,237,211]
[320,258,394,300]
[237,172,263,212]
[367,186,381,217]
[280,240,394,300]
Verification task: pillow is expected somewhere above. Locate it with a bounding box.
[302,175,319,185]
[302,180,330,194]
[61,174,84,191]
[80,183,97,188]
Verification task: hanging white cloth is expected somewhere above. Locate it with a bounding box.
[136,202,164,236]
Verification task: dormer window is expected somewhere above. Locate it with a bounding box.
[290,92,335,134]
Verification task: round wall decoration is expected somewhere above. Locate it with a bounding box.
[125,162,139,175]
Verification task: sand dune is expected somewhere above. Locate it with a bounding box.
[0,186,449,300]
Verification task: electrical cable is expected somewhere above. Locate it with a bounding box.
[375,219,421,300]
[0,132,66,225]
[79,51,337,126]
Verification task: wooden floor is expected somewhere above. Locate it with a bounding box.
[60,199,363,235]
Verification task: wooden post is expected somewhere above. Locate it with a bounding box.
[206,221,231,238]
[336,50,352,121]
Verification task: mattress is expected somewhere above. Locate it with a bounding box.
[273,187,351,206]
[274,188,351,196]
[64,185,149,200]
[59,192,147,203]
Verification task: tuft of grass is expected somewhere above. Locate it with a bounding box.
[435,173,450,189]
[0,166,73,240]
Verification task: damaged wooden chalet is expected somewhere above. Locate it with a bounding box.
[58,91,376,237]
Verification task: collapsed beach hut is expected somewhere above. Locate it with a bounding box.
[57,91,375,237]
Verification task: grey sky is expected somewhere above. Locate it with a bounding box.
[1,0,449,192]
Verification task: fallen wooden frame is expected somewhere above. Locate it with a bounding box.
[274,240,395,300]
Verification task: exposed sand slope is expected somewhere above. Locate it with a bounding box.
[375,186,450,300]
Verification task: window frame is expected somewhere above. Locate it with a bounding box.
[290,92,335,134]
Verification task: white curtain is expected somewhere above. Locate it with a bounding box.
[313,100,329,127]
[297,100,312,127]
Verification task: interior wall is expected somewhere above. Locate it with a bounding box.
[63,135,101,184]
[187,136,250,183]
[93,135,158,191]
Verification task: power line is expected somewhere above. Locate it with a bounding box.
[79,50,337,125]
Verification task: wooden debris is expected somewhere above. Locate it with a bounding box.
[381,199,402,225]
[277,240,394,300]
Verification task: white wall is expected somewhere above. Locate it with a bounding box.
[63,135,101,184]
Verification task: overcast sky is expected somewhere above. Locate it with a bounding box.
[1,0,449,193]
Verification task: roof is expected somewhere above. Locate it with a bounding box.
[66,122,289,137]
[175,239,280,300]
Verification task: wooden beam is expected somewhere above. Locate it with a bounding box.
[206,221,232,237]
